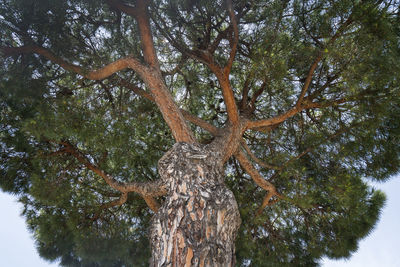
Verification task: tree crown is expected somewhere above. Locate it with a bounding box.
[1,0,400,266]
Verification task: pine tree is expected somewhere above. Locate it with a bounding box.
[1,0,400,266]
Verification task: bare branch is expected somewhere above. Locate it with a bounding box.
[59,141,167,197]
[295,16,353,108]
[214,70,240,125]
[249,79,268,112]
[240,72,253,111]
[118,78,219,135]
[1,45,147,80]
[234,150,278,194]
[100,192,129,209]
[240,139,281,170]
[142,195,160,212]
[223,0,239,75]
[180,110,220,136]
[235,149,282,213]
[295,52,323,108]
[247,95,354,130]
[135,0,160,69]
[246,105,302,129]
[256,191,279,215]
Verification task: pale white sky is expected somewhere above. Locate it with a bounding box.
[1,176,399,267]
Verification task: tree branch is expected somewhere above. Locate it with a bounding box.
[295,16,353,108]
[295,51,323,108]
[240,72,253,111]
[213,69,240,125]
[240,139,281,170]
[118,78,219,135]
[132,0,196,143]
[1,45,147,80]
[180,110,220,136]
[3,45,196,142]
[161,55,188,76]
[256,191,280,216]
[142,195,160,212]
[249,79,268,112]
[100,192,129,209]
[2,3,197,144]
[246,105,302,129]
[149,6,240,127]
[59,141,167,197]
[235,150,278,192]
[235,150,283,213]
[208,25,232,54]
[135,0,160,69]
[246,95,354,130]
[223,0,239,75]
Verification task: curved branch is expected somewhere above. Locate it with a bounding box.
[235,149,282,212]
[149,6,240,127]
[118,78,219,135]
[2,11,196,143]
[235,150,277,193]
[142,195,160,212]
[247,96,351,130]
[240,139,281,170]
[100,192,129,209]
[256,191,279,215]
[1,45,147,80]
[246,105,302,129]
[296,52,323,108]
[180,110,220,136]
[295,16,353,108]
[59,141,167,197]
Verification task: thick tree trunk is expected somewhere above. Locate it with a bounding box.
[150,143,241,267]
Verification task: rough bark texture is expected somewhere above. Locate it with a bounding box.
[150,143,241,267]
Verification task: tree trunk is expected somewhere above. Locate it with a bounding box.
[150,143,241,267]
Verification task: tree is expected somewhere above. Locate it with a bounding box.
[1,0,400,265]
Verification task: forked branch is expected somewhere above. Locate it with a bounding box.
[235,149,282,212]
[118,78,219,135]
[54,141,165,212]
[295,16,353,108]
[240,139,281,170]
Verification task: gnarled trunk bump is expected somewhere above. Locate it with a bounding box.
[150,143,241,267]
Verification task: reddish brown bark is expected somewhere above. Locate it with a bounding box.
[133,0,196,144]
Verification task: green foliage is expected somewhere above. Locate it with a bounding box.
[1,0,400,266]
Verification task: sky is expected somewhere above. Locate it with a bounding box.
[1,176,400,267]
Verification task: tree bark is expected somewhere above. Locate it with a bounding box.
[150,143,241,267]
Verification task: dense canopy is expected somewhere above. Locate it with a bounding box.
[1,0,400,266]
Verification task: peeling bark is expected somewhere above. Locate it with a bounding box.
[150,143,241,267]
